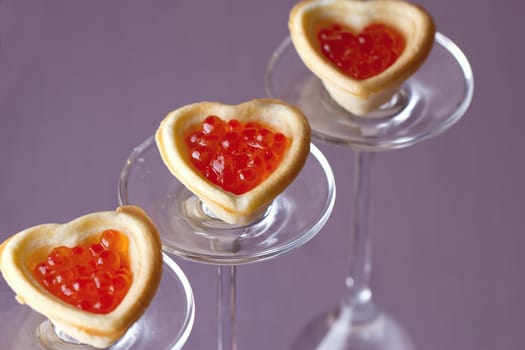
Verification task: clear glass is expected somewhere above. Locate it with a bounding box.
[0,253,195,350]
[265,32,474,349]
[118,137,336,349]
[266,33,474,152]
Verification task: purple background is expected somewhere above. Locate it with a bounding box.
[0,0,523,349]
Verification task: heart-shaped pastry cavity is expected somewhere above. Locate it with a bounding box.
[155,98,311,225]
[289,0,435,115]
[0,206,162,348]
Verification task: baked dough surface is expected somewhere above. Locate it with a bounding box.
[289,0,435,115]
[0,206,163,348]
[156,98,311,225]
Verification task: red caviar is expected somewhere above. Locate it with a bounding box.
[32,229,132,314]
[318,23,405,80]
[185,115,290,195]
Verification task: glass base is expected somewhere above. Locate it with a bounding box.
[0,254,194,350]
[291,305,416,350]
[118,138,336,265]
[265,32,474,151]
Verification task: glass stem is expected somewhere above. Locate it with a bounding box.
[217,265,237,350]
[342,151,378,322]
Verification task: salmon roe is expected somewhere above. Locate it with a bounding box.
[318,23,405,80]
[31,229,132,314]
[185,115,290,195]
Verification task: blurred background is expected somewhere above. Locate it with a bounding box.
[0,0,523,349]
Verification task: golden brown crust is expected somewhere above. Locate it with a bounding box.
[289,0,435,115]
[156,98,311,225]
[0,206,163,348]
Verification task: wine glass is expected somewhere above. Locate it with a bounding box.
[117,137,336,349]
[265,32,474,349]
[0,252,195,350]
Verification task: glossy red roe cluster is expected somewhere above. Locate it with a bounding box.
[318,23,406,80]
[185,115,289,195]
[32,229,132,314]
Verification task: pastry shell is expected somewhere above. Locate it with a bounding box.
[289,0,435,115]
[155,98,311,225]
[0,206,163,349]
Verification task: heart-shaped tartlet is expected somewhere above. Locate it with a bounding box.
[289,0,435,115]
[155,98,311,225]
[0,206,162,348]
